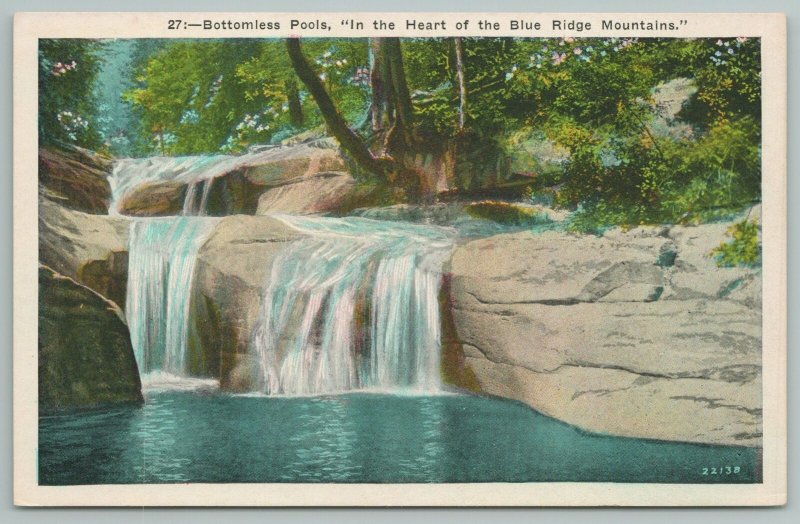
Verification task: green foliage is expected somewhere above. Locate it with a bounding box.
[661,117,760,221]
[678,38,761,128]
[405,38,517,138]
[506,128,566,191]
[39,39,104,149]
[38,37,761,228]
[465,201,546,225]
[503,37,761,231]
[94,39,168,156]
[122,39,369,155]
[710,218,761,267]
[124,40,265,154]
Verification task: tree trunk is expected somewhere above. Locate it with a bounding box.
[382,38,414,142]
[454,37,467,131]
[285,38,389,176]
[369,39,392,132]
[285,77,303,127]
[286,38,431,201]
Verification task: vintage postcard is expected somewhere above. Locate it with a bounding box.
[13,12,786,506]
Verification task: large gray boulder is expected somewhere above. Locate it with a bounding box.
[445,219,762,447]
[38,265,143,413]
[39,196,130,308]
[661,210,761,309]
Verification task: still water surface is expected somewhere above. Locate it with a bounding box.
[39,391,759,484]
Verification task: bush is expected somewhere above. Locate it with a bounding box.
[465,201,546,226]
[710,218,761,267]
[661,117,761,223]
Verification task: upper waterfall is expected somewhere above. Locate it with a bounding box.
[109,155,236,215]
[107,145,294,216]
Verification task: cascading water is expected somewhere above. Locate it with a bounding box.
[126,216,216,377]
[182,178,215,216]
[114,152,456,395]
[251,215,455,396]
[110,155,237,216]
[108,146,284,216]
[119,158,219,382]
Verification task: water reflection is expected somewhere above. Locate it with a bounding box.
[39,392,759,485]
[282,397,361,481]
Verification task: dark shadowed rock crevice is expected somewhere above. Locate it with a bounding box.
[38,265,143,413]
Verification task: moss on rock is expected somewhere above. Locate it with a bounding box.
[38,265,143,413]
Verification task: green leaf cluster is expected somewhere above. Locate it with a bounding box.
[39,39,103,148]
[710,218,761,267]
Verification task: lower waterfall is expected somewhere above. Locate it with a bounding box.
[251,215,455,396]
[126,217,217,378]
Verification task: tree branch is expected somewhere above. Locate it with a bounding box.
[285,38,389,176]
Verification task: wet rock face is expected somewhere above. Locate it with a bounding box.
[445,219,762,447]
[39,147,113,214]
[189,215,303,388]
[38,265,143,413]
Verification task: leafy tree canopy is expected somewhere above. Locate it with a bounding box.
[39,36,761,229]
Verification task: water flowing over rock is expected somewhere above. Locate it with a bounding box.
[444,221,762,447]
[191,215,302,389]
[251,215,455,395]
[126,217,218,376]
[109,142,350,216]
[120,148,226,380]
[38,141,765,449]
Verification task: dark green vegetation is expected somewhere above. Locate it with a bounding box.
[464,201,545,225]
[38,266,143,413]
[39,391,759,484]
[40,37,761,231]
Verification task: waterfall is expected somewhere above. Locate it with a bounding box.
[182,178,215,216]
[115,150,455,395]
[252,215,455,396]
[110,155,230,216]
[127,217,217,376]
[122,159,218,380]
[108,145,284,216]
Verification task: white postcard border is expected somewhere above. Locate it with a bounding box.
[13,11,788,507]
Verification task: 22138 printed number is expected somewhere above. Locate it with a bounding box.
[702,466,741,475]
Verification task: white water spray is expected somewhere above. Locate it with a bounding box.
[252,215,455,396]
